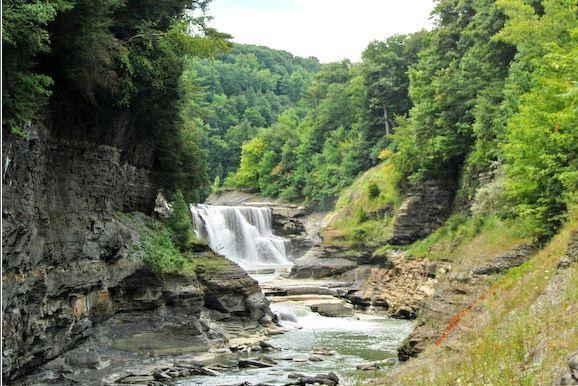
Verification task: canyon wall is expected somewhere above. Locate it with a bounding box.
[1,127,272,382]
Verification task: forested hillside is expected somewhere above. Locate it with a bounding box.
[227,33,426,208]
[182,44,320,182]
[208,0,577,241]
[394,0,577,237]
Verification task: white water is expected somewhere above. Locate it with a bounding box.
[190,204,293,269]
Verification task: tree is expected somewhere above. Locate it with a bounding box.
[165,191,196,251]
[394,0,515,183]
[361,31,426,159]
[498,0,578,235]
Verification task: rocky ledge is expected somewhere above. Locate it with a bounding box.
[287,244,439,319]
[10,239,275,385]
[4,206,275,385]
[397,243,537,361]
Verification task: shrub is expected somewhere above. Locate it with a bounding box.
[368,183,380,199]
[356,207,369,223]
[165,191,196,252]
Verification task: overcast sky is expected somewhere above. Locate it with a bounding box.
[207,0,436,63]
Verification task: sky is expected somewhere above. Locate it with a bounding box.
[207,0,436,63]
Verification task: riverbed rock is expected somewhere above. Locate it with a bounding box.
[238,359,275,368]
[310,301,354,317]
[356,358,396,370]
[291,247,358,278]
[560,351,578,385]
[286,286,339,297]
[287,372,340,386]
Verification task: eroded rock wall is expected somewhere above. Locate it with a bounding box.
[389,179,456,245]
[1,128,273,382]
[2,126,156,380]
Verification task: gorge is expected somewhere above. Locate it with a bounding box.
[3,0,577,385]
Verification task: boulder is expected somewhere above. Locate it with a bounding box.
[310,302,354,317]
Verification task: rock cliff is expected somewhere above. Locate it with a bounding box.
[2,128,273,382]
[389,179,456,245]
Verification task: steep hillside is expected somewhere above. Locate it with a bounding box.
[321,160,402,248]
[359,210,578,385]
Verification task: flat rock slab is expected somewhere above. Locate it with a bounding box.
[269,295,354,317]
[238,359,275,368]
[356,358,396,370]
[291,257,358,279]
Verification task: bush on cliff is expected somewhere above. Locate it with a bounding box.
[321,160,402,247]
[165,191,198,252]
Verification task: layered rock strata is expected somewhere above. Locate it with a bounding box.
[2,129,273,383]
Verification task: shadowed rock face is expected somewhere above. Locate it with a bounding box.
[1,129,273,382]
[2,127,156,380]
[389,179,456,245]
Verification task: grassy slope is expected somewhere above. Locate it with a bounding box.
[321,161,402,247]
[356,210,578,385]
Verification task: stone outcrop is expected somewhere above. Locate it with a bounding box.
[12,248,274,385]
[346,251,440,318]
[288,243,437,319]
[2,126,155,380]
[389,179,456,245]
[290,246,361,279]
[560,351,578,385]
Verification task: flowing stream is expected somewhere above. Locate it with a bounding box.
[185,204,413,385]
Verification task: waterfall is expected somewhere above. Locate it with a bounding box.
[190,204,293,268]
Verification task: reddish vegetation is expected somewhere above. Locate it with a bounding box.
[435,292,490,347]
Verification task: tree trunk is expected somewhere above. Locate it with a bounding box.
[384,104,391,135]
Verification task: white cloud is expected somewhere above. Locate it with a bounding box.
[207,0,435,62]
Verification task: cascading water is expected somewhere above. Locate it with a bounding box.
[190,204,293,269]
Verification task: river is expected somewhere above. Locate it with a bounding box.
[183,204,413,385]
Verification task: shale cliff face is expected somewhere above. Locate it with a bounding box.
[389,179,456,245]
[2,125,156,379]
[1,127,272,382]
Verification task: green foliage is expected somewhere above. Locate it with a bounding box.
[497,0,578,236]
[120,213,189,274]
[406,213,534,261]
[234,137,266,188]
[356,207,369,223]
[184,44,320,182]
[322,161,403,247]
[368,183,380,199]
[394,0,515,182]
[165,191,197,251]
[3,0,227,201]
[387,0,576,237]
[2,0,70,134]
[228,36,421,208]
[361,32,426,161]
